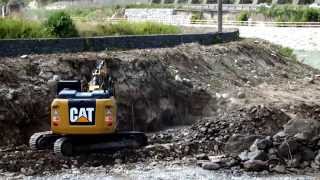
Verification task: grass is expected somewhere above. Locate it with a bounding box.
[25,6,118,21]
[0,18,52,39]
[0,18,181,39]
[278,46,297,60]
[257,5,320,22]
[78,21,181,37]
[65,7,118,20]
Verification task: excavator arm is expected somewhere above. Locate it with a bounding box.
[88,60,114,96]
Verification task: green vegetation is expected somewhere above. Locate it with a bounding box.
[64,6,118,20]
[237,11,250,21]
[45,11,79,37]
[278,46,296,60]
[0,18,51,39]
[0,0,8,4]
[191,12,202,23]
[23,6,119,22]
[78,21,181,36]
[0,14,181,39]
[257,5,320,22]
[302,8,320,22]
[0,12,79,39]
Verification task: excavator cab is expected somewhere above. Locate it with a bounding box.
[29,61,147,156]
[56,80,82,94]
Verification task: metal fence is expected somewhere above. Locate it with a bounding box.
[180,4,258,11]
[190,20,320,27]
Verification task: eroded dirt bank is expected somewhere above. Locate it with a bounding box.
[1,39,320,177]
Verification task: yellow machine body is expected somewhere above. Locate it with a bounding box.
[51,97,117,135]
[30,61,147,156]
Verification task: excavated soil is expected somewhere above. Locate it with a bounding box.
[1,39,320,177]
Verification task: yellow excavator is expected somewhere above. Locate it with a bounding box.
[29,60,147,156]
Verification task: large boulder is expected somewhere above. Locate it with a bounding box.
[278,139,300,158]
[202,162,222,170]
[224,134,264,156]
[243,160,268,171]
[238,150,268,161]
[284,119,320,140]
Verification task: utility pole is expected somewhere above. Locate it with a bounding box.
[217,0,222,33]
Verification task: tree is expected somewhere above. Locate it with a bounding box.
[45,11,79,38]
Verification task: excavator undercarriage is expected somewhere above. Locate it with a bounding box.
[30,131,147,156]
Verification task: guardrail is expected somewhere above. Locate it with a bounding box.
[179,4,258,11]
[190,20,320,27]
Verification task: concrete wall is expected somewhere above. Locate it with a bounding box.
[90,0,150,5]
[125,9,190,25]
[0,31,239,57]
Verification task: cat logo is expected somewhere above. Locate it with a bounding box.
[70,107,95,124]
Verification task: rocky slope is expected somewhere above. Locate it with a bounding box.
[0,39,320,176]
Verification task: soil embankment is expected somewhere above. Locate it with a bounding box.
[1,39,320,176]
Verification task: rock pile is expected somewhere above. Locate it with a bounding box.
[197,117,320,173]
[190,105,290,147]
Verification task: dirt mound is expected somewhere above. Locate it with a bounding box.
[106,39,314,132]
[0,39,316,146]
[0,56,96,145]
[1,39,320,176]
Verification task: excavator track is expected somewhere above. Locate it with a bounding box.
[54,137,73,157]
[52,131,147,157]
[29,131,61,150]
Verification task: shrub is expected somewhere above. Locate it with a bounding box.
[45,11,79,38]
[0,0,8,4]
[237,11,250,21]
[257,5,320,22]
[303,8,320,22]
[0,18,51,39]
[64,6,117,20]
[191,12,202,23]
